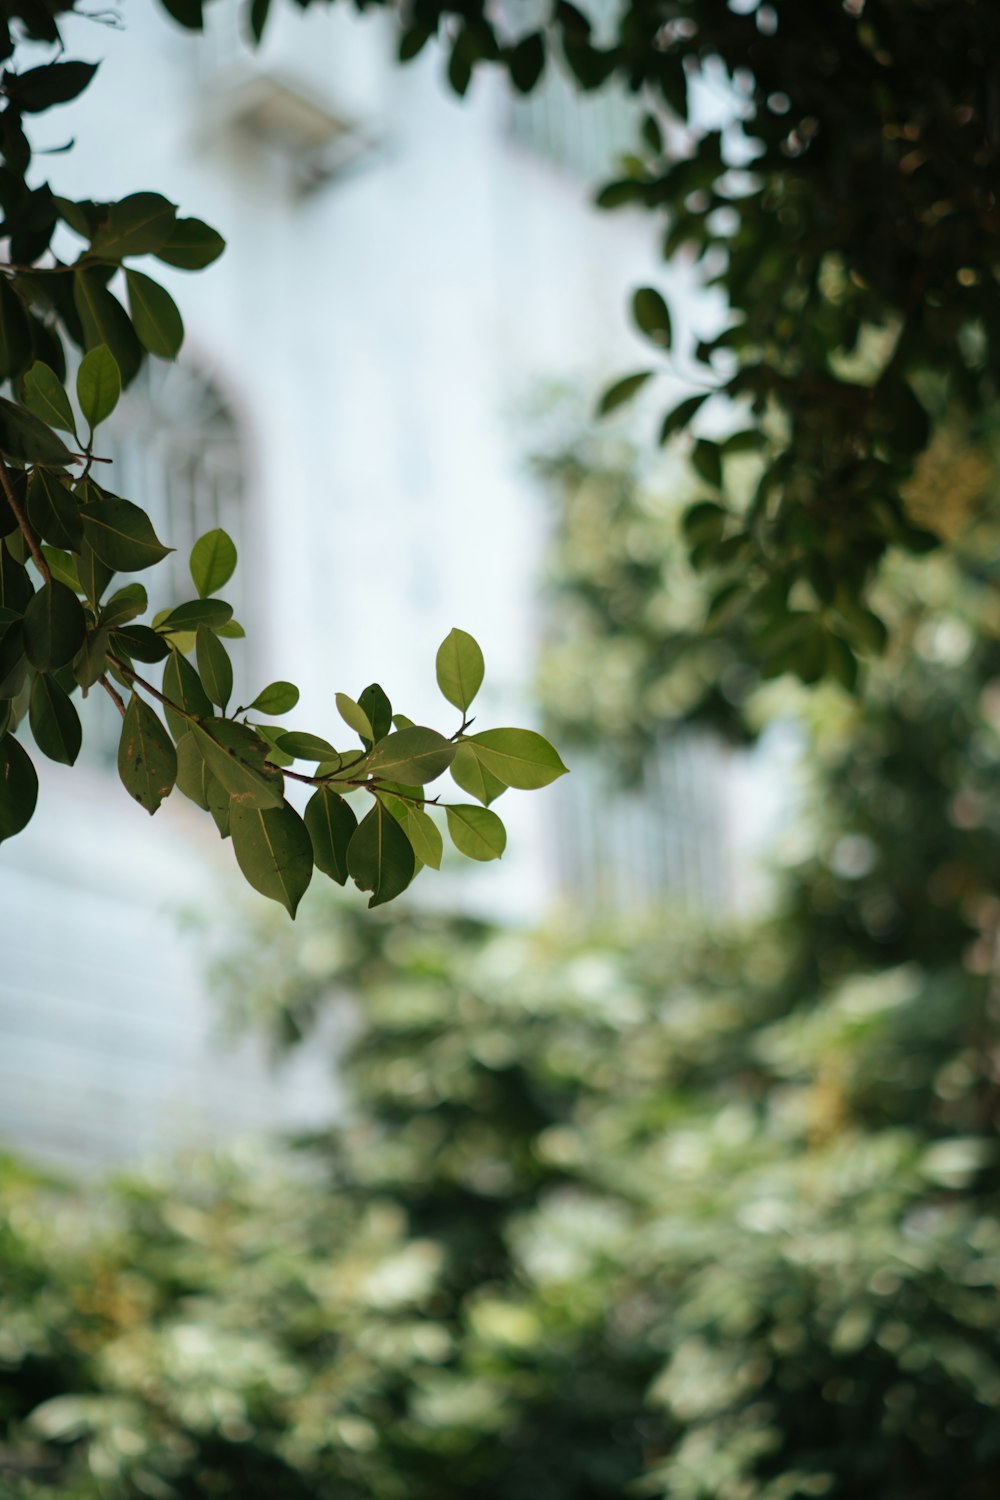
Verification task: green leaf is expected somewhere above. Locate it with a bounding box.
[464,728,568,789]
[81,493,171,572]
[154,217,225,270]
[507,31,545,92]
[162,648,212,734]
[76,345,120,430]
[597,371,652,417]
[692,439,723,489]
[366,726,455,785]
[173,732,209,809]
[159,598,233,632]
[0,397,76,466]
[347,799,415,907]
[195,623,232,710]
[435,627,485,712]
[230,800,313,917]
[358,682,393,743]
[659,392,710,445]
[274,730,340,761]
[0,548,32,613]
[72,625,110,690]
[23,580,86,670]
[0,278,31,381]
[304,785,357,885]
[450,740,506,805]
[248,0,272,42]
[446,803,507,861]
[6,60,98,112]
[159,0,205,29]
[190,719,284,809]
[190,528,237,597]
[72,271,142,386]
[23,361,77,435]
[75,535,112,606]
[100,583,148,629]
[336,691,374,744]
[29,672,81,764]
[248,680,298,715]
[0,733,37,845]
[26,469,82,551]
[125,270,184,360]
[90,192,177,259]
[632,287,672,348]
[41,545,81,593]
[0,622,27,699]
[390,799,442,869]
[117,692,177,814]
[111,624,169,663]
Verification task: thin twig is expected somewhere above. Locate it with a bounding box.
[99,674,127,718]
[0,458,50,583]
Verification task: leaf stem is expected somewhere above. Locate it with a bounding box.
[0,458,51,584]
[99,674,127,718]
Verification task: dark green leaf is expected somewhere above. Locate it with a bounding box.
[175,729,212,809]
[446,803,506,861]
[0,277,31,380]
[304,784,357,885]
[111,624,169,663]
[29,672,81,764]
[366,726,455,785]
[22,361,76,434]
[358,682,393,743]
[191,719,284,809]
[230,800,313,917]
[72,625,110,690]
[195,623,232,709]
[389,798,442,869]
[659,392,710,445]
[507,31,544,92]
[0,621,26,698]
[189,528,236,596]
[100,583,147,629]
[26,469,81,550]
[597,371,653,417]
[275,730,340,761]
[76,344,120,430]
[72,270,142,385]
[464,728,568,789]
[347,799,415,907]
[154,217,225,270]
[435,627,484,712]
[336,692,374,743]
[0,396,76,465]
[90,192,177,259]
[81,493,171,572]
[159,598,232,632]
[6,60,98,112]
[0,732,37,844]
[23,579,85,670]
[632,287,672,348]
[117,693,176,814]
[125,270,184,360]
[41,545,81,593]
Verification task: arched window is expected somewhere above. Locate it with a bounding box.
[86,359,250,761]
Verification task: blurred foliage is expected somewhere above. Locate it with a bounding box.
[5,497,1000,1492]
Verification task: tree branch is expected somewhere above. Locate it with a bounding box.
[0,459,50,584]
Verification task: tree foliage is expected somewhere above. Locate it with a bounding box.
[0,1,564,907]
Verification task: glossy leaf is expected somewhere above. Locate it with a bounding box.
[90,192,177,259]
[175,730,213,810]
[117,692,177,814]
[23,580,86,670]
[155,217,225,270]
[195,623,232,710]
[76,345,120,430]
[191,720,284,810]
[347,799,415,908]
[446,803,507,861]
[0,732,37,844]
[100,583,148,630]
[159,598,233,632]
[126,269,184,360]
[26,469,81,551]
[464,728,568,789]
[162,648,212,734]
[112,624,169,663]
[248,680,298,716]
[392,799,443,869]
[81,494,171,572]
[275,730,340,761]
[366,726,454,785]
[336,692,374,744]
[450,740,507,805]
[304,785,357,885]
[230,800,313,917]
[0,278,31,380]
[29,672,81,764]
[190,528,237,597]
[435,627,484,712]
[22,361,77,435]
[72,271,142,385]
[0,396,76,466]
[359,682,393,743]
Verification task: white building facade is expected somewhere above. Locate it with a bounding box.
[0,0,729,1170]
